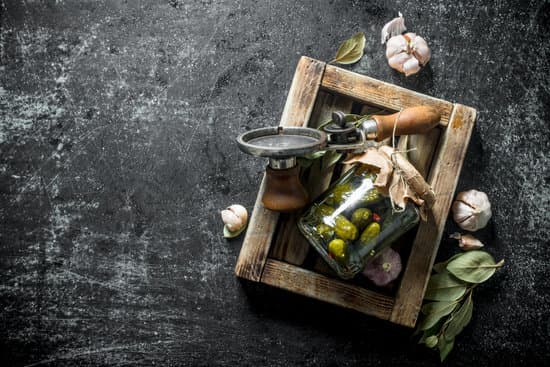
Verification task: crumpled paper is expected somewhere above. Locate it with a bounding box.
[345,145,435,220]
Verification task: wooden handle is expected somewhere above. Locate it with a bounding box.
[373,106,441,142]
[262,166,309,212]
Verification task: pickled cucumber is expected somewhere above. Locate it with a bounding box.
[315,223,334,241]
[328,238,347,264]
[334,215,358,241]
[351,208,372,232]
[359,222,381,245]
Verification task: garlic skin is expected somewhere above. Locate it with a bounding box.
[381,12,406,44]
[452,190,492,231]
[386,33,431,76]
[221,204,248,232]
[450,233,485,251]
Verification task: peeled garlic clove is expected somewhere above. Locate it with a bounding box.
[221,204,248,232]
[402,56,421,76]
[452,190,492,231]
[450,232,485,251]
[381,12,407,44]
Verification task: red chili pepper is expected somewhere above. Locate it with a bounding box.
[372,213,381,222]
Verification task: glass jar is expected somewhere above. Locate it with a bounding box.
[298,164,419,279]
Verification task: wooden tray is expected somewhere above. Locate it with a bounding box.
[235,56,476,328]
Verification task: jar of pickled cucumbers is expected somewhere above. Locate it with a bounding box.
[298,164,420,279]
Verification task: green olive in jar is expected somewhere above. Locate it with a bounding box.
[359,222,381,245]
[351,208,372,232]
[328,238,348,264]
[334,215,358,241]
[315,223,334,241]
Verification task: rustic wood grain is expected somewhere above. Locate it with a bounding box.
[399,128,442,178]
[321,65,454,126]
[269,92,353,265]
[390,104,476,327]
[235,56,326,281]
[262,259,394,320]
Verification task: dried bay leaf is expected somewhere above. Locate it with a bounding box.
[421,300,458,315]
[445,292,473,340]
[433,253,462,273]
[419,301,459,330]
[438,336,454,362]
[447,250,505,283]
[425,272,467,301]
[331,32,366,65]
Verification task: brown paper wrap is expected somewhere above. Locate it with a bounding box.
[345,146,435,220]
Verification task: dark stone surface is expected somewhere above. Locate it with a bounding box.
[0,0,548,365]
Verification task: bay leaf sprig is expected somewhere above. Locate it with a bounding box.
[417,250,504,362]
[330,32,366,65]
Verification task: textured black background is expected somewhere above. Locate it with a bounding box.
[1,0,549,366]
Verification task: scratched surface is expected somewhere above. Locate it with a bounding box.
[0,0,549,366]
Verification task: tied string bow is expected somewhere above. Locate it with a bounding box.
[344,110,435,220]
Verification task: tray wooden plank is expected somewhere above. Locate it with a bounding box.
[261,259,394,320]
[321,65,454,126]
[390,104,476,327]
[235,56,325,281]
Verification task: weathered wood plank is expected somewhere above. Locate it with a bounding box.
[235,56,326,281]
[269,92,354,265]
[262,259,394,320]
[321,65,454,126]
[390,104,476,327]
[400,128,442,178]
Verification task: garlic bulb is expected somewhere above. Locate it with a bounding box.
[386,33,431,76]
[362,247,402,286]
[450,233,485,251]
[452,190,492,231]
[381,12,406,44]
[221,204,248,232]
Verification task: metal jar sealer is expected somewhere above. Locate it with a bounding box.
[237,105,441,212]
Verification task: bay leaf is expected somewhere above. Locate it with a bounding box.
[444,292,473,340]
[433,253,463,273]
[438,336,454,362]
[331,32,366,65]
[425,272,468,301]
[447,251,505,283]
[297,157,314,169]
[417,319,443,344]
[425,335,438,348]
[418,302,458,330]
[321,151,343,170]
[421,300,458,315]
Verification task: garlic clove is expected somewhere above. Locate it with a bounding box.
[450,232,485,251]
[221,204,248,233]
[381,12,407,44]
[452,190,492,231]
[388,52,411,73]
[402,56,421,76]
[411,35,431,65]
[386,35,408,59]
